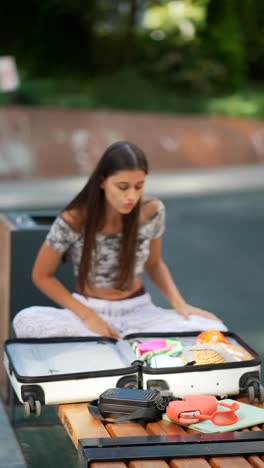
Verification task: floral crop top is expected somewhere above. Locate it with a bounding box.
[46,200,165,288]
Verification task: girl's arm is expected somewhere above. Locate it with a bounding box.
[145,237,222,321]
[31,242,117,336]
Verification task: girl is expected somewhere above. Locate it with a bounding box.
[13,141,226,338]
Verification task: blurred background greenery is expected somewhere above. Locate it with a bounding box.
[1,0,264,117]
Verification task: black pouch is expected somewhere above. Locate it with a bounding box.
[88,387,168,423]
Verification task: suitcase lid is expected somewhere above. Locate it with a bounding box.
[4,336,139,383]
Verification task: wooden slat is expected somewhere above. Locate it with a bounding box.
[238,401,264,468]
[242,427,264,468]
[58,403,109,448]
[170,460,210,468]
[209,458,253,468]
[147,419,186,436]
[147,420,211,468]
[183,427,257,467]
[246,457,264,468]
[58,403,126,468]
[91,464,127,468]
[128,461,169,468]
[0,216,12,400]
[106,421,147,438]
[237,398,264,409]
[107,421,170,468]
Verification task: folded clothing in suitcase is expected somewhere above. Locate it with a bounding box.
[4,331,263,416]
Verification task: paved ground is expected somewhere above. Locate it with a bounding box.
[0,399,26,467]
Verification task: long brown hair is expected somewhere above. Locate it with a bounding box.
[65,141,149,292]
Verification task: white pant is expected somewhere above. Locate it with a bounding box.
[13,292,227,338]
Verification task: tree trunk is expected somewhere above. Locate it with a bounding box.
[125,0,138,64]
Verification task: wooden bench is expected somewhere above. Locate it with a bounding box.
[58,396,264,468]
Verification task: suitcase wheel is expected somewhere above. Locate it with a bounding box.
[23,396,42,417]
[35,399,42,416]
[24,401,31,418]
[116,376,138,389]
[247,382,264,403]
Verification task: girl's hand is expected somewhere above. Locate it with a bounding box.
[177,303,222,322]
[83,313,119,339]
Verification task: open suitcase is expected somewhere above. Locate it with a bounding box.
[4,331,264,417]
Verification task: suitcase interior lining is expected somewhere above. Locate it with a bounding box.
[6,340,137,377]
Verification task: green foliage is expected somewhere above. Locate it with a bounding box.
[0,0,264,95]
[2,69,264,118]
[0,0,99,75]
[202,0,246,90]
[238,0,264,81]
[135,31,226,94]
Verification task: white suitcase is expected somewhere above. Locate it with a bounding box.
[126,332,263,402]
[4,336,139,416]
[4,332,263,417]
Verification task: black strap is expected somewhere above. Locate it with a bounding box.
[88,400,153,423]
